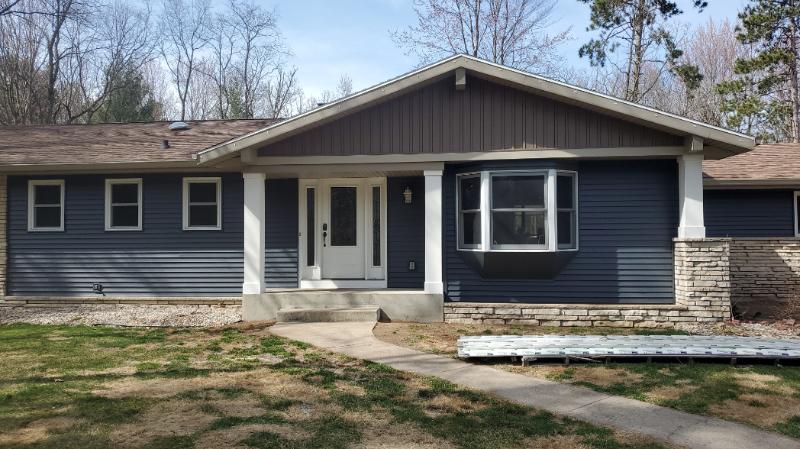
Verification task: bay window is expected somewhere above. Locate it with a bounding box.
[457,170,578,252]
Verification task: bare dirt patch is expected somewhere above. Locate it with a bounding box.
[110,399,216,448]
[709,393,800,427]
[0,417,76,445]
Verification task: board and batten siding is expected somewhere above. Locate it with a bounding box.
[387,177,425,289]
[7,173,245,297]
[704,189,796,237]
[265,179,298,288]
[257,75,683,158]
[444,159,678,304]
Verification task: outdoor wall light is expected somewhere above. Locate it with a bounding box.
[403,186,413,204]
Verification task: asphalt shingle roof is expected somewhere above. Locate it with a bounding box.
[703,143,800,182]
[0,119,277,167]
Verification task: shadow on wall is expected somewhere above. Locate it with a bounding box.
[729,240,800,320]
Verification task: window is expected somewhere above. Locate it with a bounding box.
[557,173,577,249]
[491,173,547,249]
[457,170,578,252]
[105,179,142,231]
[458,174,482,249]
[183,177,222,230]
[372,185,381,266]
[306,187,315,266]
[28,180,64,231]
[795,192,800,237]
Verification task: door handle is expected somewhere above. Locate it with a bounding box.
[322,223,328,247]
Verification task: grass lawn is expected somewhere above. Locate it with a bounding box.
[374,322,800,439]
[0,323,674,449]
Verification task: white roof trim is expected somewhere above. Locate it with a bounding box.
[196,54,755,165]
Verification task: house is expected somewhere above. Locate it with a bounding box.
[2,54,788,327]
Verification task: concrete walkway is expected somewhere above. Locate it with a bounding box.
[271,322,800,449]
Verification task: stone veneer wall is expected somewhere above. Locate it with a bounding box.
[444,239,734,327]
[727,238,800,318]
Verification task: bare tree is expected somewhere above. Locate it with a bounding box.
[336,74,353,98]
[159,0,211,120]
[391,0,569,74]
[204,10,236,119]
[264,65,299,119]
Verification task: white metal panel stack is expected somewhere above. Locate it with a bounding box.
[457,335,800,362]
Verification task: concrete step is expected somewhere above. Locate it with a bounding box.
[276,305,381,323]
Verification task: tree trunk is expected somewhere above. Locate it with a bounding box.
[473,0,480,57]
[627,0,646,102]
[788,13,800,143]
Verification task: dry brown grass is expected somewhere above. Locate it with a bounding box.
[110,400,217,448]
[709,393,800,427]
[0,417,76,445]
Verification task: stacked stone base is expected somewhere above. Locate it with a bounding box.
[445,239,736,328]
[444,303,715,327]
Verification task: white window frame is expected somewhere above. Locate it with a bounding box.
[183,177,222,231]
[27,179,65,232]
[105,178,143,231]
[456,173,483,250]
[456,169,579,252]
[795,191,800,237]
[556,171,579,250]
[489,170,549,250]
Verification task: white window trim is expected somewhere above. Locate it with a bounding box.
[556,171,579,250]
[456,169,579,253]
[28,179,65,232]
[456,173,482,250]
[490,170,549,250]
[105,178,143,231]
[183,177,222,231]
[795,191,800,237]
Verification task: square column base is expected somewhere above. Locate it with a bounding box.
[678,226,706,239]
[424,282,443,294]
[242,282,264,295]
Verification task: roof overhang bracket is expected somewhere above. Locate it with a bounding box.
[685,135,704,152]
[455,68,466,91]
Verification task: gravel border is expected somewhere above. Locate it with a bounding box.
[0,304,242,327]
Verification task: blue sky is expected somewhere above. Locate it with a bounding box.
[273,0,748,97]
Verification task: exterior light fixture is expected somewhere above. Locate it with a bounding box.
[403,186,413,204]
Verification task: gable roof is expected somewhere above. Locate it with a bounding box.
[703,143,800,186]
[196,54,755,165]
[0,119,276,170]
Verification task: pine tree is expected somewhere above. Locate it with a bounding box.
[94,64,163,123]
[578,0,707,103]
[716,0,800,142]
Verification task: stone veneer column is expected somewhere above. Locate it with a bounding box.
[674,238,732,321]
[0,175,5,296]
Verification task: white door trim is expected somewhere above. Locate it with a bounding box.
[298,177,387,288]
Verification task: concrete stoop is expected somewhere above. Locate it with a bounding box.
[276,305,381,323]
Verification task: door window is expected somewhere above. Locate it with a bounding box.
[330,187,357,246]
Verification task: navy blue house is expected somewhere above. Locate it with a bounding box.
[2,55,780,324]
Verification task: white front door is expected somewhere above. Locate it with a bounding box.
[299,177,387,287]
[321,181,365,279]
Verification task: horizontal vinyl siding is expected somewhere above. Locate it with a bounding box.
[704,189,795,237]
[444,160,678,304]
[8,173,244,296]
[265,179,298,288]
[387,177,425,288]
[258,75,682,157]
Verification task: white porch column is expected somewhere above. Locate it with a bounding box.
[242,172,266,295]
[677,153,706,238]
[424,170,444,294]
